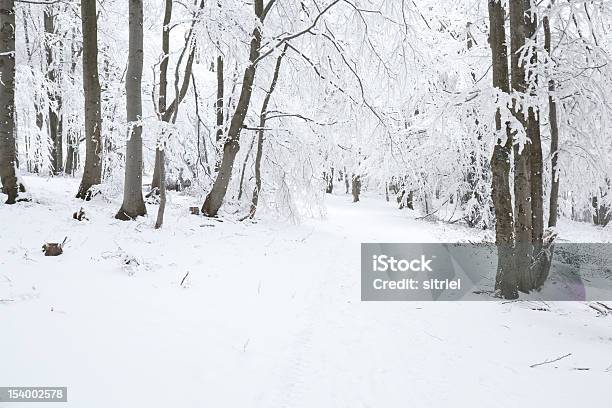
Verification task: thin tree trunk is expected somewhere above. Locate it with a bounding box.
[351,174,361,202]
[76,0,102,199]
[155,149,166,229]
[65,27,80,176]
[488,0,516,299]
[0,0,21,204]
[153,0,203,228]
[215,54,224,171]
[116,0,146,220]
[192,71,210,176]
[248,43,288,219]
[344,167,350,194]
[151,0,173,192]
[44,8,63,175]
[152,0,201,197]
[237,134,256,201]
[202,0,265,217]
[23,6,44,175]
[544,10,560,228]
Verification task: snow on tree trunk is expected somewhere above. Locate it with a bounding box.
[0,0,22,204]
[488,0,516,299]
[202,0,264,217]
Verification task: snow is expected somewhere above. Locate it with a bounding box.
[1,176,611,407]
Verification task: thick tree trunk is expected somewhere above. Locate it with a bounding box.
[488,0,516,298]
[202,0,265,217]
[0,0,21,204]
[524,1,544,260]
[248,44,287,219]
[44,8,63,175]
[116,0,146,220]
[509,0,534,293]
[76,0,102,199]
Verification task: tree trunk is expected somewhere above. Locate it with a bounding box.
[65,27,80,176]
[509,0,533,293]
[0,0,21,204]
[344,167,350,194]
[488,0,516,298]
[116,0,146,220]
[237,134,256,201]
[202,0,265,217]
[215,54,224,172]
[22,6,44,175]
[151,0,173,192]
[351,174,361,203]
[155,149,166,229]
[544,11,560,228]
[44,8,63,175]
[76,0,102,199]
[524,1,544,259]
[248,44,287,219]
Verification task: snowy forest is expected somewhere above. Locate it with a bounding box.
[1,0,612,406]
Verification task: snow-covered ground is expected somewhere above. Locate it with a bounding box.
[1,176,611,407]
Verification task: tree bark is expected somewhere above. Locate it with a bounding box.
[76,0,102,199]
[509,0,533,293]
[44,8,63,175]
[488,0,516,298]
[544,11,560,228]
[151,0,173,192]
[202,0,265,217]
[65,27,80,176]
[351,174,361,203]
[215,54,224,171]
[0,0,21,204]
[116,0,146,220]
[155,149,166,229]
[524,1,544,258]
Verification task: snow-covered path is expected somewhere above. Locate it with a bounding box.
[1,176,611,407]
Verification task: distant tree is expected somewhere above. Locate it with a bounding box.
[44,6,63,175]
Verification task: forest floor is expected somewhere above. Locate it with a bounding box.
[1,176,612,407]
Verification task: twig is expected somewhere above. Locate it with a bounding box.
[180,272,190,287]
[415,198,450,220]
[530,353,572,368]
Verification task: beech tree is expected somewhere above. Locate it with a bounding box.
[0,0,23,204]
[44,6,62,175]
[76,0,103,200]
[116,0,146,220]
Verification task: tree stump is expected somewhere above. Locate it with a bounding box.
[43,243,63,256]
[73,208,88,221]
